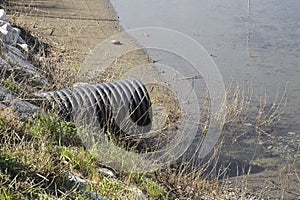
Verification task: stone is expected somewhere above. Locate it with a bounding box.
[0,9,7,22]
[0,23,19,45]
[0,9,27,46]
[0,86,40,118]
[4,44,26,60]
[0,58,13,74]
[66,172,108,200]
[13,100,40,118]
[2,44,48,86]
[0,86,15,103]
[288,131,295,135]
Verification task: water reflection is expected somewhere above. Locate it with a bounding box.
[247,0,256,59]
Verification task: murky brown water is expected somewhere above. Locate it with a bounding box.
[110,0,300,198]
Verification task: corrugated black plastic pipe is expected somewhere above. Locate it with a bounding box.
[37,79,152,136]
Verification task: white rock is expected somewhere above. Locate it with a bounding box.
[0,9,7,22]
[17,43,29,52]
[0,23,9,35]
[0,10,26,47]
[0,23,19,45]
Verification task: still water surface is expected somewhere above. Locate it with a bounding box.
[109,0,300,197]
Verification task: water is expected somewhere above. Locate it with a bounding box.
[109,0,300,197]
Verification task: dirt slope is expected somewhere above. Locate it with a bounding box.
[4,0,120,62]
